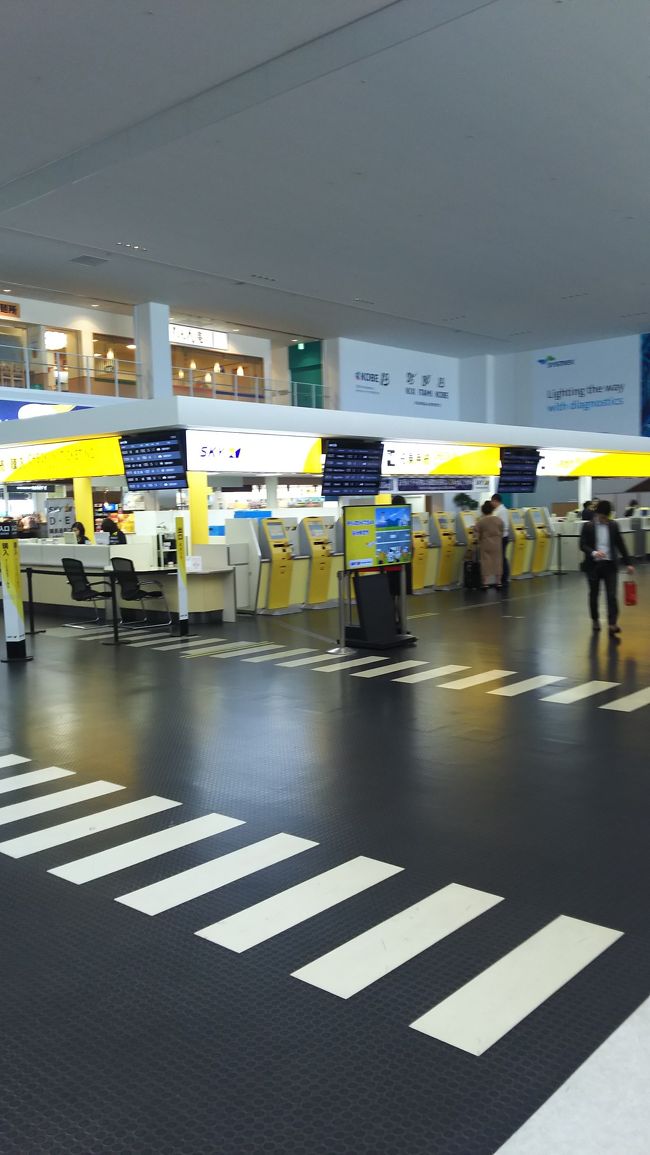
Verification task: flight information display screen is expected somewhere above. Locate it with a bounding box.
[344,505,412,569]
[119,430,188,491]
[498,447,540,493]
[322,439,383,498]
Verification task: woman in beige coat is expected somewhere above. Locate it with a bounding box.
[476,500,504,589]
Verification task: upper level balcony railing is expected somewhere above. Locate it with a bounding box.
[0,343,329,409]
[0,344,139,399]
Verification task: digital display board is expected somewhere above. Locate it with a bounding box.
[119,430,187,491]
[498,447,540,493]
[344,505,412,569]
[322,439,383,498]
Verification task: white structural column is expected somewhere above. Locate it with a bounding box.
[133,302,173,399]
[578,476,593,506]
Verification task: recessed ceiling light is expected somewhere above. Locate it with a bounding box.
[126,343,136,350]
[90,303,100,308]
[231,327,239,332]
[2,288,12,293]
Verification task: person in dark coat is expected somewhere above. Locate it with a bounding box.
[580,500,634,637]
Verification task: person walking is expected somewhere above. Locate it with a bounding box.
[491,493,510,586]
[580,500,634,637]
[476,501,503,590]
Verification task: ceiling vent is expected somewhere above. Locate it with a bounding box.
[70,255,109,267]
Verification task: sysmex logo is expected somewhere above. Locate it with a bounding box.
[355,371,390,386]
[537,354,575,368]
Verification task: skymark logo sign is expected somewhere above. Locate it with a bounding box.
[537,354,575,368]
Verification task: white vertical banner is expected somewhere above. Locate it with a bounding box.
[175,516,189,636]
[0,524,28,661]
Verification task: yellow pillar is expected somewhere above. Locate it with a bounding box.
[187,471,210,548]
[73,477,95,542]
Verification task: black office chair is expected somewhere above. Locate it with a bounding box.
[111,556,171,628]
[62,558,112,626]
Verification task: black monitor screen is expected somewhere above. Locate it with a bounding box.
[322,439,383,498]
[120,430,188,491]
[498,447,540,493]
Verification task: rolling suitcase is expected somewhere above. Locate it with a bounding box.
[463,550,482,591]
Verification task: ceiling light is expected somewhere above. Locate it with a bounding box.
[189,360,197,371]
[178,370,185,380]
[107,348,115,360]
[126,343,136,350]
[236,365,245,377]
[213,361,222,373]
[204,373,212,384]
[2,288,12,293]
[297,342,305,351]
[90,303,100,308]
[231,328,239,332]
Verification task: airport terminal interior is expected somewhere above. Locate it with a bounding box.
[2,2,650,1153]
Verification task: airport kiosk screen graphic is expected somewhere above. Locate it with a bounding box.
[498,446,541,493]
[344,505,412,569]
[119,430,188,491]
[322,439,383,498]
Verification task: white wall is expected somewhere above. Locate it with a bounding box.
[333,338,459,420]
[459,356,488,422]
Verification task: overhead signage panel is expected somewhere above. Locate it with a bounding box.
[168,324,228,350]
[383,442,499,476]
[186,429,322,475]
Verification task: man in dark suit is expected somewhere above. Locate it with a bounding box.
[580,500,634,636]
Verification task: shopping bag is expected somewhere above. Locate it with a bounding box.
[623,580,637,607]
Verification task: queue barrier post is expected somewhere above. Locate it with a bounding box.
[328,568,356,656]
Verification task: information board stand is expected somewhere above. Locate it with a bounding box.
[0,523,32,663]
[330,565,416,653]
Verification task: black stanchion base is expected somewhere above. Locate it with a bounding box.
[2,639,33,664]
[178,618,190,638]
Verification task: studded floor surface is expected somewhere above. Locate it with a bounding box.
[1,572,649,1154]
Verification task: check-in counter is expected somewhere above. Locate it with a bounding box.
[12,540,236,623]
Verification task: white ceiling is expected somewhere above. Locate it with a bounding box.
[2,0,650,356]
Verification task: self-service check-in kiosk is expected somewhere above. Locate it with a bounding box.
[508,509,532,579]
[430,513,461,589]
[525,507,554,575]
[299,517,333,606]
[410,512,430,592]
[456,510,478,550]
[260,518,294,611]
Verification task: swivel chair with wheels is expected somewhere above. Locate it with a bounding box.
[110,556,171,628]
[61,558,112,626]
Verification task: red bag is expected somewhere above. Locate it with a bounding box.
[624,580,637,607]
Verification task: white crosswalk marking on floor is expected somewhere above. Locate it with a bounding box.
[242,648,317,663]
[212,644,283,660]
[394,664,470,685]
[49,812,244,883]
[196,856,403,953]
[293,883,503,998]
[72,628,123,641]
[278,653,348,668]
[0,796,180,859]
[154,637,224,652]
[488,675,567,698]
[541,681,619,704]
[182,642,269,660]
[0,780,124,827]
[410,914,622,1056]
[0,754,30,770]
[351,660,427,679]
[119,633,178,648]
[116,832,317,916]
[312,656,391,673]
[439,669,516,690]
[0,766,74,795]
[600,687,650,713]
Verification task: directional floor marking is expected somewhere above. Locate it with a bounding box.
[50,812,244,883]
[0,755,31,770]
[0,780,124,827]
[312,656,391,673]
[293,883,502,998]
[0,766,74,795]
[116,832,317,916]
[0,796,180,858]
[279,653,348,668]
[241,648,316,663]
[488,675,566,697]
[410,915,622,1056]
[352,660,427,679]
[394,664,470,685]
[600,687,650,713]
[439,670,516,690]
[197,856,403,953]
[541,681,620,704]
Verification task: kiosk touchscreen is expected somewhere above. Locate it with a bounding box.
[410,512,430,592]
[430,513,460,588]
[456,510,478,548]
[509,509,532,579]
[300,516,333,606]
[525,507,553,574]
[260,518,294,611]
